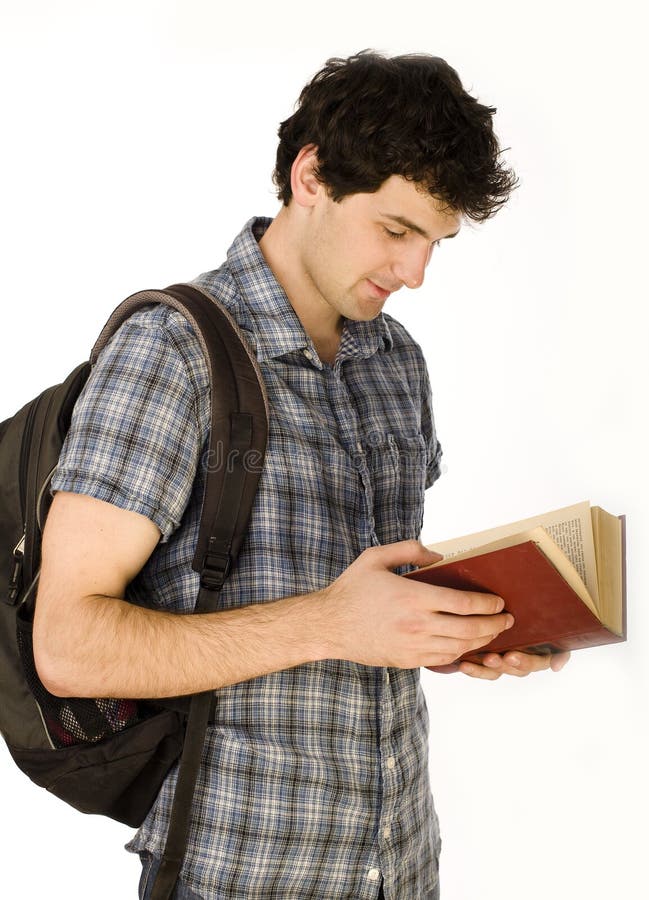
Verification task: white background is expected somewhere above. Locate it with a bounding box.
[1,2,647,898]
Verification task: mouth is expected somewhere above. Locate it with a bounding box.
[366,279,391,301]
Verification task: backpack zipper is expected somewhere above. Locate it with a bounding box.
[9,470,57,602]
[7,399,39,603]
[19,397,39,519]
[8,533,26,603]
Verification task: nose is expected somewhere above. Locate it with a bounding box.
[392,242,434,289]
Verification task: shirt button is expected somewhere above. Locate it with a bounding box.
[367,868,381,882]
[385,670,390,684]
[303,349,313,360]
[383,826,391,839]
[386,757,396,770]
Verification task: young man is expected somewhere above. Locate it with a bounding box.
[33,51,569,899]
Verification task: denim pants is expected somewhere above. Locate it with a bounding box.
[138,853,387,899]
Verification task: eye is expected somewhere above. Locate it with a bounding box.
[383,227,407,240]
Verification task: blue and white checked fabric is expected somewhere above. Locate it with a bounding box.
[51,217,443,899]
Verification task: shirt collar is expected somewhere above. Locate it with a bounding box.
[226,217,393,364]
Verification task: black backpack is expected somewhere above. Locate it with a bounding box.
[0,283,268,900]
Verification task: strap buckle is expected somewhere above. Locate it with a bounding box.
[200,549,231,591]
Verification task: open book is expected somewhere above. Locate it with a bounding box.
[405,501,626,664]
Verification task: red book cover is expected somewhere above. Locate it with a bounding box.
[404,540,625,667]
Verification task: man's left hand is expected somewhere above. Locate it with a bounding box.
[437,650,571,680]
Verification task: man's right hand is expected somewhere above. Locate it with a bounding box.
[318,540,514,669]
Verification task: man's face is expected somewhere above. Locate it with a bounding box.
[299,174,462,323]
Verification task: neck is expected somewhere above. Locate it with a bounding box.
[259,211,343,364]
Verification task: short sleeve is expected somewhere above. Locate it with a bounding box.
[50,305,210,543]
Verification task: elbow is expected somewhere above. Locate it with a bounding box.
[32,615,80,699]
[32,638,70,698]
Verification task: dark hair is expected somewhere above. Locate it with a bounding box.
[272,50,518,222]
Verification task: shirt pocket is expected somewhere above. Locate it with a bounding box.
[367,432,428,546]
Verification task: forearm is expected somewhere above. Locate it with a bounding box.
[34,589,328,699]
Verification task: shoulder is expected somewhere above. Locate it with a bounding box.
[192,267,252,331]
[53,301,213,543]
[100,302,210,402]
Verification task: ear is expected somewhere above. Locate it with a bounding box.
[290,144,324,208]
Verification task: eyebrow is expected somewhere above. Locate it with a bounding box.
[379,212,460,242]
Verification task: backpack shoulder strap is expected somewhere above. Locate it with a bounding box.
[91,282,268,584]
[91,284,268,900]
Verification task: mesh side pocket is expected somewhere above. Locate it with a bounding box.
[16,605,142,748]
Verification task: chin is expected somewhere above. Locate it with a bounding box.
[346,305,384,322]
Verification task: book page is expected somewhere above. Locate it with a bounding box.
[427,501,600,607]
[591,507,624,635]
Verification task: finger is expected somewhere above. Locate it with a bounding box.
[457,660,502,680]
[418,631,506,664]
[424,662,461,674]
[550,651,571,672]
[426,586,506,617]
[464,650,570,679]
[373,540,444,570]
[482,651,553,677]
[501,650,571,673]
[503,651,553,674]
[431,611,515,641]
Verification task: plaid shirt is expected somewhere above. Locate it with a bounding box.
[51,217,443,899]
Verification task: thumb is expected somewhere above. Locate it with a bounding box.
[374,540,444,571]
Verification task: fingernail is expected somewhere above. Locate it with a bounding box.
[505,615,515,629]
[508,655,520,667]
[495,597,505,612]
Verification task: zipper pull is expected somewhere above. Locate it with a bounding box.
[7,533,26,604]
